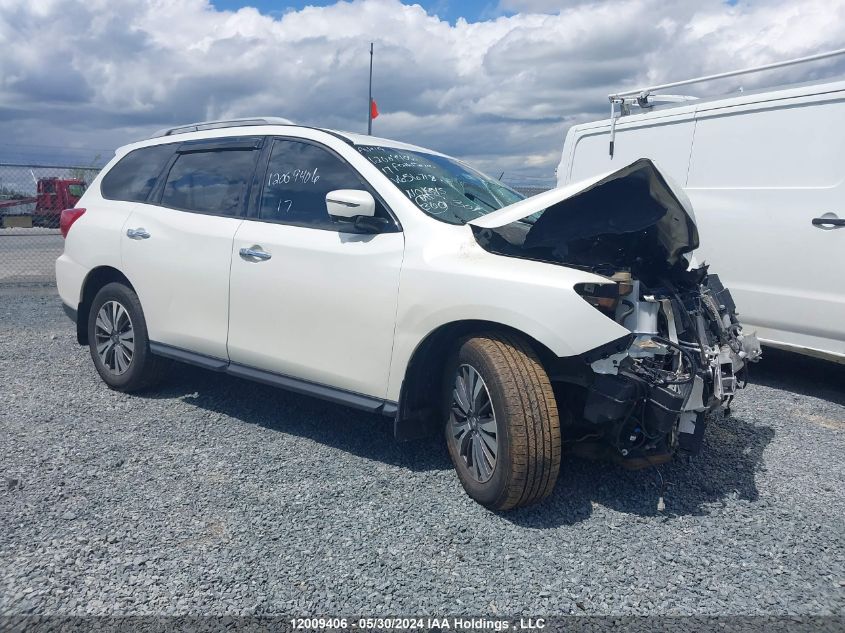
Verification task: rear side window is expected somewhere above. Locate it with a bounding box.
[259,139,387,229]
[161,148,259,216]
[101,144,175,202]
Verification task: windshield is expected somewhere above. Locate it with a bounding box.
[356,145,524,224]
[68,184,87,197]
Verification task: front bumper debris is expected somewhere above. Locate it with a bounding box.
[574,271,761,464]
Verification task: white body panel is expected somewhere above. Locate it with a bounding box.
[56,156,133,310]
[386,223,629,401]
[121,205,242,359]
[227,222,404,398]
[557,80,845,362]
[57,123,665,409]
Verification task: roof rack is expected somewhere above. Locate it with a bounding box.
[606,48,845,156]
[151,117,295,138]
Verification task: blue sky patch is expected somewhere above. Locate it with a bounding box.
[210,0,506,23]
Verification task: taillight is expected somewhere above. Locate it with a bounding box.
[60,208,85,238]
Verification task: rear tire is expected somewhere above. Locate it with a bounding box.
[87,282,166,392]
[444,332,561,511]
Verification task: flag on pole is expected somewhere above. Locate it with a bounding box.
[370,98,379,120]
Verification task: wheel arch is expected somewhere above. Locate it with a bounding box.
[76,266,135,345]
[394,319,556,440]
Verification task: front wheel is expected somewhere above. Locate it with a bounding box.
[87,282,166,392]
[444,333,561,511]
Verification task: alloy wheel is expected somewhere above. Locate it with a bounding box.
[94,300,134,375]
[449,363,498,483]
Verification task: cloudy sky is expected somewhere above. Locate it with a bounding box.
[1,0,844,184]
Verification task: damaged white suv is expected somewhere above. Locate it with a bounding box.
[56,118,760,510]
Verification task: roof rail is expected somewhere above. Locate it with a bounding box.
[151,117,295,138]
[606,48,845,157]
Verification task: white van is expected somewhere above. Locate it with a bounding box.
[557,78,845,363]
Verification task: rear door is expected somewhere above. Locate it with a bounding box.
[686,92,845,357]
[121,137,262,359]
[227,137,404,398]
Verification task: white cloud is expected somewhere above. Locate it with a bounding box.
[0,0,843,181]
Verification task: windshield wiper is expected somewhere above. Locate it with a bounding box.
[464,192,497,211]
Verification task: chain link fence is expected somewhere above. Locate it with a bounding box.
[0,164,100,285]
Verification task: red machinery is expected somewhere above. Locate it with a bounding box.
[0,177,87,227]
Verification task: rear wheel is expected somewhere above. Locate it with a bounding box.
[444,333,561,510]
[87,282,166,392]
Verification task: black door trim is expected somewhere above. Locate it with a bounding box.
[149,341,228,370]
[149,341,397,417]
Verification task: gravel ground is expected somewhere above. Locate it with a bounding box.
[1,287,844,616]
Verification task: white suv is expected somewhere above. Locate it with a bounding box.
[56,118,759,510]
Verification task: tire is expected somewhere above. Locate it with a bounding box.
[87,282,167,392]
[444,332,561,511]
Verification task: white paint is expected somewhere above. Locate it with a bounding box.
[59,123,636,405]
[557,79,845,363]
[325,189,376,219]
[227,222,404,398]
[121,206,243,360]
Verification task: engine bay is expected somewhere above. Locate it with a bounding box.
[573,266,761,463]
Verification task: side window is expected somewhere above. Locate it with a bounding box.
[259,140,384,228]
[160,148,258,216]
[101,144,175,202]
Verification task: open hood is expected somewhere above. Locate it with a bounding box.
[469,159,699,270]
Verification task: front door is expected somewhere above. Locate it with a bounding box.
[227,138,404,398]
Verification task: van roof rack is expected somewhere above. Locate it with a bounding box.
[609,48,845,106]
[606,47,845,156]
[151,117,295,138]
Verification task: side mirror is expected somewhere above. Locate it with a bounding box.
[326,189,376,220]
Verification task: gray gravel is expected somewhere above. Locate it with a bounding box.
[1,287,844,616]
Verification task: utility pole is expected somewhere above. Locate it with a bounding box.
[367,42,374,135]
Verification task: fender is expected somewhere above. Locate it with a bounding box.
[386,229,629,402]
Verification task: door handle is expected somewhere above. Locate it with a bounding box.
[239,246,272,261]
[812,216,845,228]
[126,227,150,240]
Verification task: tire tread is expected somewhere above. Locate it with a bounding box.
[456,332,561,511]
[88,282,167,393]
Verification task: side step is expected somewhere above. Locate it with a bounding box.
[149,341,397,417]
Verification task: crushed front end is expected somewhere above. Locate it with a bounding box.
[469,158,761,466]
[573,267,761,465]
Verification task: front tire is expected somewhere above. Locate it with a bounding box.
[444,333,561,511]
[87,282,166,392]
